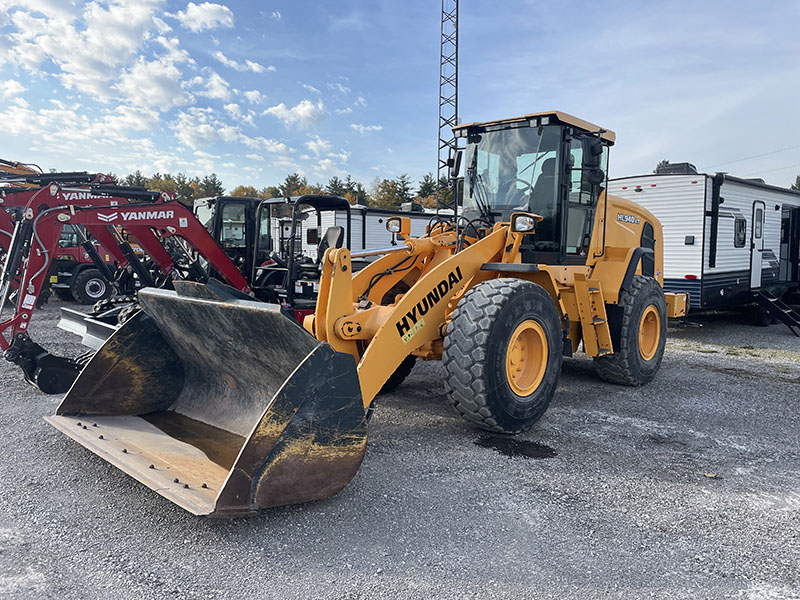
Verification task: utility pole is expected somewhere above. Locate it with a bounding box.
[436,0,458,214]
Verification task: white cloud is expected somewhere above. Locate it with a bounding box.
[305,136,332,156]
[213,51,275,73]
[4,0,173,101]
[0,80,26,99]
[270,11,281,21]
[173,2,234,33]
[246,153,265,161]
[223,103,241,118]
[350,123,383,134]
[241,135,291,154]
[242,90,264,104]
[115,58,193,109]
[264,99,324,128]
[199,70,232,101]
[299,82,321,95]
[223,102,255,126]
[328,82,350,95]
[101,105,160,132]
[171,107,239,149]
[354,96,366,107]
[335,107,353,115]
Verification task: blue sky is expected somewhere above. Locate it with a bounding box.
[1,0,799,191]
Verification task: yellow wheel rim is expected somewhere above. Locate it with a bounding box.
[505,320,548,396]
[638,305,660,361]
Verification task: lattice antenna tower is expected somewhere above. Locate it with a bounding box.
[436,0,458,214]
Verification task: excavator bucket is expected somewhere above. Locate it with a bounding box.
[45,283,367,516]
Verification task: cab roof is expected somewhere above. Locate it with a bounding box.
[453,111,616,144]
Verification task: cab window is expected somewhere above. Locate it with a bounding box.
[221,203,246,248]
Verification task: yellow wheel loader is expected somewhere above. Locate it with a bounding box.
[46,111,687,516]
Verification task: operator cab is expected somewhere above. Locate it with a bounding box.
[454,111,615,265]
[194,196,264,277]
[255,195,351,314]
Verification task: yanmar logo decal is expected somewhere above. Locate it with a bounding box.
[396,266,463,344]
[617,213,641,225]
[62,192,104,201]
[96,210,175,223]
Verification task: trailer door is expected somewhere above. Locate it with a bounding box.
[750,201,765,289]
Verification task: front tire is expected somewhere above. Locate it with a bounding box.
[594,275,667,386]
[71,269,112,304]
[443,278,563,434]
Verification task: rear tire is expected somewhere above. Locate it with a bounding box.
[594,275,667,386]
[54,289,73,302]
[443,278,563,434]
[71,269,112,304]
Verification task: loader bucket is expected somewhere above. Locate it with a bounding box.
[45,283,367,516]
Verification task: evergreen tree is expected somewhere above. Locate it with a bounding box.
[173,173,198,206]
[792,175,800,191]
[325,175,346,196]
[395,173,413,202]
[372,178,404,209]
[280,173,306,197]
[199,173,225,197]
[438,175,455,207]
[417,172,436,198]
[123,170,148,187]
[262,186,281,199]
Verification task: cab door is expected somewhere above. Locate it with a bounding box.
[750,201,765,289]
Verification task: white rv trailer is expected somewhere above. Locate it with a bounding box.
[276,205,441,260]
[608,173,800,311]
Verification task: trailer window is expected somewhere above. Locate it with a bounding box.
[734,217,746,248]
[754,208,763,239]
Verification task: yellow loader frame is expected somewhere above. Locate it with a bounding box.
[307,190,687,410]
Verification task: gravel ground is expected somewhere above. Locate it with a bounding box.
[0,301,799,599]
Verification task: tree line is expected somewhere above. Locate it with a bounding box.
[118,170,454,210]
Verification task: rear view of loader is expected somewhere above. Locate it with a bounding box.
[48,111,687,516]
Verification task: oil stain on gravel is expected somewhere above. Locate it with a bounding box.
[475,435,557,459]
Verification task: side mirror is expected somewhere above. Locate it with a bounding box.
[449,150,463,179]
[582,138,604,169]
[510,212,544,233]
[587,169,605,186]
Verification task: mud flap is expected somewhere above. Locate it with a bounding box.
[46,283,367,516]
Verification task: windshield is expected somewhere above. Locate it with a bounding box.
[193,199,215,231]
[463,125,562,249]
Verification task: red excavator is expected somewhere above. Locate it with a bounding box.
[1,179,355,393]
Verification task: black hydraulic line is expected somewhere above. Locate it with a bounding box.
[0,172,96,185]
[117,241,155,288]
[0,220,33,306]
[80,240,117,283]
[86,185,161,202]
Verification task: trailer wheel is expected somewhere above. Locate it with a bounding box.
[594,275,667,386]
[71,269,111,304]
[443,278,563,434]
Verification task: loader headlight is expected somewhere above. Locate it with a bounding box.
[511,213,540,233]
[386,216,410,237]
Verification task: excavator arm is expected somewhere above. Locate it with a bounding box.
[0,192,251,393]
